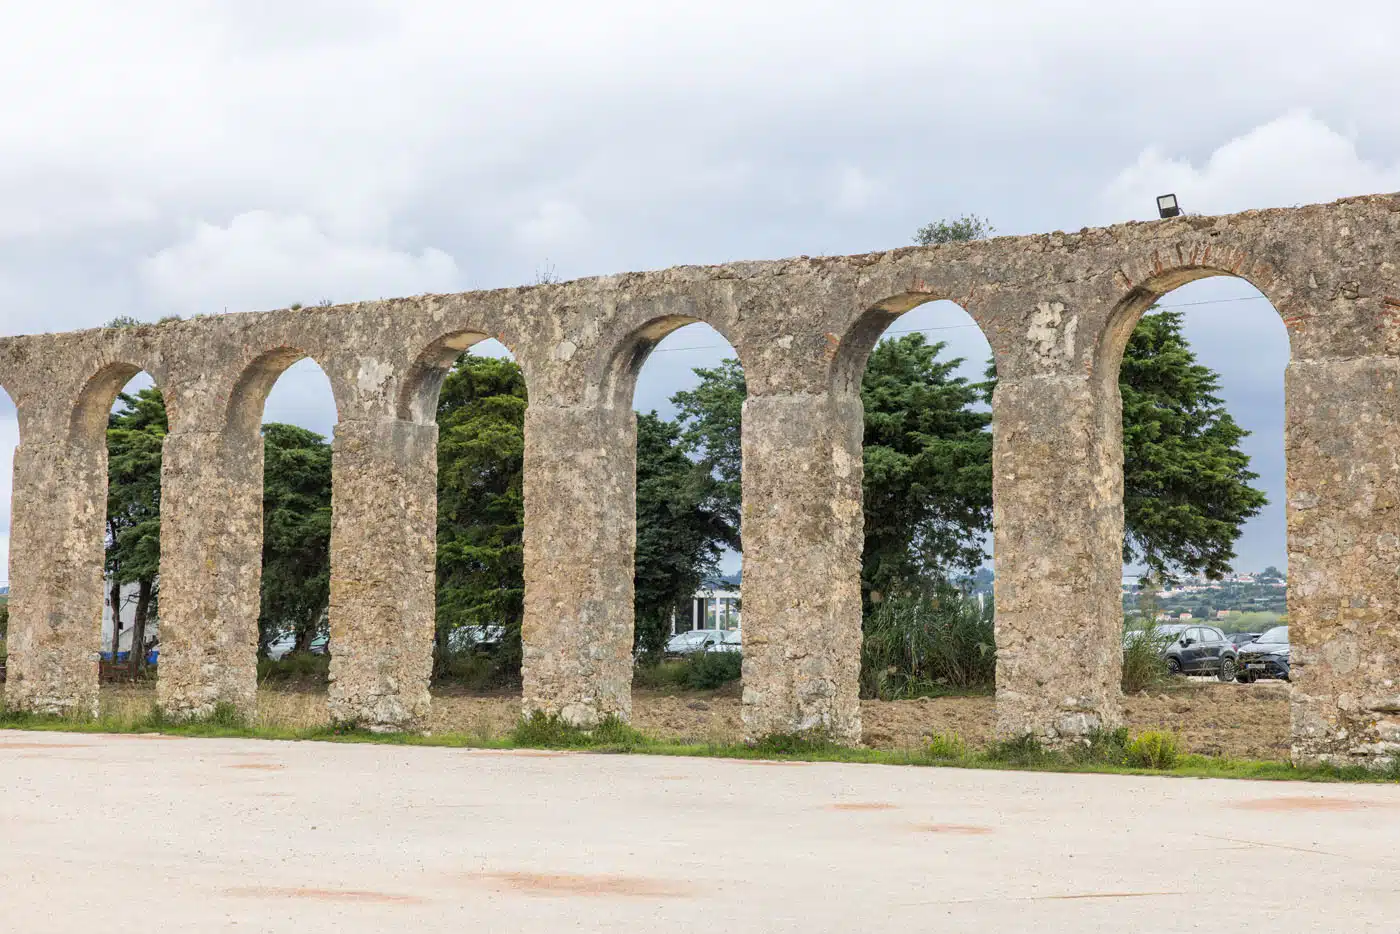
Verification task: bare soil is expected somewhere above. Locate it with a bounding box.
[99,677,1291,760]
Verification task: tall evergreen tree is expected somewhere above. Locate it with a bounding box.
[258,423,333,654]
[1119,309,1267,580]
[435,354,528,676]
[106,386,167,668]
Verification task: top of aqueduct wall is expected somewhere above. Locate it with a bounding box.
[1,192,1396,442]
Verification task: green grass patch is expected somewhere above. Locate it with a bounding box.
[3,701,1399,785]
[509,712,650,751]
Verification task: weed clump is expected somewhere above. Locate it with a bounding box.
[1125,731,1180,770]
[925,732,967,761]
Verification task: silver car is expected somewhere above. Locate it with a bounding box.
[665,629,742,655]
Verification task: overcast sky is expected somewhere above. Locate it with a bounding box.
[3,1,1399,583]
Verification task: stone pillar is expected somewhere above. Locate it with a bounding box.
[327,418,438,731]
[1288,355,1400,766]
[155,430,262,720]
[521,403,636,727]
[993,375,1123,742]
[739,391,863,745]
[3,439,104,717]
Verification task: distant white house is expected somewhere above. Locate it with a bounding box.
[102,581,159,658]
[671,573,741,635]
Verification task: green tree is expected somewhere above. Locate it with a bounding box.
[633,413,739,657]
[861,334,993,598]
[435,354,527,677]
[258,423,333,655]
[670,359,744,543]
[917,215,1266,583]
[1119,309,1267,580]
[913,214,994,245]
[667,336,992,604]
[106,387,167,669]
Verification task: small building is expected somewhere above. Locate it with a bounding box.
[102,581,159,660]
[671,573,741,635]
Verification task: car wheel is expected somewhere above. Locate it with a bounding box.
[1218,656,1238,683]
[1166,656,1182,676]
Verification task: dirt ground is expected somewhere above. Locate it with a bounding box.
[100,677,1291,760]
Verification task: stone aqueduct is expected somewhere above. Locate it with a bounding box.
[2,193,1398,765]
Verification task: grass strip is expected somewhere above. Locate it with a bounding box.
[1,706,1397,784]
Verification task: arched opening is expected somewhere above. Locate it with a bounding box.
[621,317,747,737]
[86,368,167,708]
[429,335,524,696]
[835,299,998,728]
[237,354,340,715]
[1106,274,1288,726]
[396,332,527,723]
[0,386,16,677]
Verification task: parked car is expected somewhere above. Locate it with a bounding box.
[708,629,742,654]
[665,630,712,656]
[665,629,742,656]
[1236,625,1289,682]
[1224,631,1262,649]
[1162,624,1239,682]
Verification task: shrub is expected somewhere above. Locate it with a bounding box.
[925,732,967,761]
[632,659,690,691]
[1070,727,1131,766]
[682,651,743,690]
[1125,730,1180,770]
[861,586,995,699]
[634,652,743,692]
[1121,617,1172,694]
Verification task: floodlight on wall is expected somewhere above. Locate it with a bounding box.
[1156,194,1181,218]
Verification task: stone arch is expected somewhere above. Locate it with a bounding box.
[602,313,748,411]
[1093,248,1291,393]
[398,328,516,424]
[829,291,997,396]
[69,358,168,445]
[225,347,343,439]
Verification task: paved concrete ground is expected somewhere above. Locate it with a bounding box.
[2,731,1399,933]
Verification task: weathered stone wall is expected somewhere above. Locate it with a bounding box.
[1,192,1397,763]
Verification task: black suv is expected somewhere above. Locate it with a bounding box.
[1163,624,1240,682]
[1236,625,1290,682]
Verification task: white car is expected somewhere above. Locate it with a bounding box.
[665,629,741,655]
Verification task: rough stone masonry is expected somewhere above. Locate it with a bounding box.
[2,192,1398,765]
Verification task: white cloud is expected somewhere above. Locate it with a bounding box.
[1100,112,1400,223]
[141,211,461,314]
[513,200,592,251]
[831,166,882,215]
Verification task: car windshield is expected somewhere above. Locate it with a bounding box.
[1256,626,1289,644]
